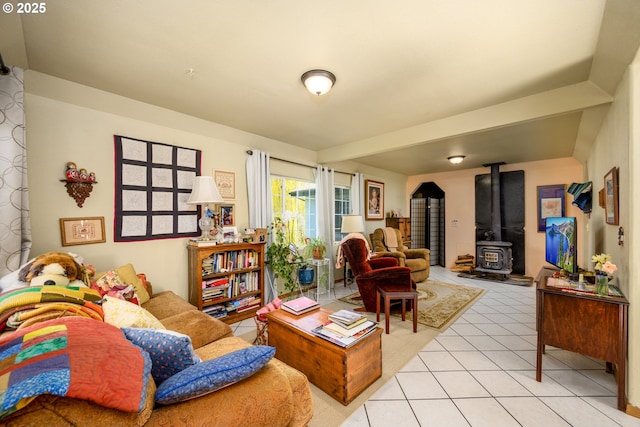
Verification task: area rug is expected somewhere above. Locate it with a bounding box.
[339,279,486,331]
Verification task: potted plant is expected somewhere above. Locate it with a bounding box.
[308,236,327,259]
[266,217,299,296]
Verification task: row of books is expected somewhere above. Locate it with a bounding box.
[201,272,260,302]
[201,249,259,275]
[203,296,262,318]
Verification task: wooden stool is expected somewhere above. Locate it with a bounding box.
[376,286,418,334]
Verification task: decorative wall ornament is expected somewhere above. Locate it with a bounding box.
[214,170,236,200]
[114,135,202,241]
[365,180,384,220]
[60,217,106,246]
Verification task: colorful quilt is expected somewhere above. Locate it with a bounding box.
[0,317,151,419]
[0,286,104,331]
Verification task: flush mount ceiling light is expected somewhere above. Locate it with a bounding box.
[448,155,466,164]
[301,69,336,96]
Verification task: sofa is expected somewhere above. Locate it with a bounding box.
[0,288,314,427]
[371,227,430,282]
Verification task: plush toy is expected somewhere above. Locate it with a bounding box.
[17,251,89,287]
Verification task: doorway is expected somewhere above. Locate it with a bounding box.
[411,182,445,267]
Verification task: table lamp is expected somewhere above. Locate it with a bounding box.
[187,176,224,240]
[341,214,364,234]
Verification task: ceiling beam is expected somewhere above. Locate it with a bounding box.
[317,81,612,164]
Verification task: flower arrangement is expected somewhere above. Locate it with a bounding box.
[591,253,617,296]
[592,253,617,275]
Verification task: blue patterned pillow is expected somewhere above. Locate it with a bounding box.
[122,327,200,384]
[155,345,275,405]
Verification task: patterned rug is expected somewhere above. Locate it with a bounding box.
[339,279,486,331]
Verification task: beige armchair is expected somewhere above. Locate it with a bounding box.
[371,228,430,283]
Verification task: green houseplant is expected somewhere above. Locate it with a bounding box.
[307,236,327,259]
[266,217,299,296]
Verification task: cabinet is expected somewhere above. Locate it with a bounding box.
[386,217,411,245]
[187,241,266,324]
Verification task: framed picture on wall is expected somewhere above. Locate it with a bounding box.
[365,180,384,220]
[536,184,566,232]
[604,167,619,225]
[214,170,236,200]
[60,216,106,246]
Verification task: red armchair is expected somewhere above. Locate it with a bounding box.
[341,238,414,312]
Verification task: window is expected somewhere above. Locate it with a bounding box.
[334,186,351,241]
[271,176,316,246]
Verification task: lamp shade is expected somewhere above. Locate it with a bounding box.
[341,214,364,233]
[301,70,336,96]
[187,176,223,204]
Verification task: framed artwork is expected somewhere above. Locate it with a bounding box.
[604,167,619,225]
[60,216,106,246]
[365,180,384,220]
[214,170,236,200]
[536,184,566,232]
[218,204,235,226]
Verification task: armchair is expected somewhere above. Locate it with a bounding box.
[341,238,414,313]
[371,228,430,283]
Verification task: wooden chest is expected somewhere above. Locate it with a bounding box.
[266,308,382,405]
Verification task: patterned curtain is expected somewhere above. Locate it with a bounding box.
[0,66,31,276]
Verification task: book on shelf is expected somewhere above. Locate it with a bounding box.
[311,321,378,348]
[328,309,366,328]
[281,296,319,315]
[188,239,218,247]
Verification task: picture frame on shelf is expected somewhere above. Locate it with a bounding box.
[222,226,238,242]
[604,167,619,225]
[60,216,106,246]
[536,184,565,232]
[218,204,235,226]
[365,180,384,220]
[214,170,236,200]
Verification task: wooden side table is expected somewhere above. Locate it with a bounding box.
[376,286,418,334]
[536,276,629,410]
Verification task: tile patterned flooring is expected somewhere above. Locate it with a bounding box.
[231,266,640,427]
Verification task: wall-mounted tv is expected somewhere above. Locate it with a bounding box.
[545,217,577,274]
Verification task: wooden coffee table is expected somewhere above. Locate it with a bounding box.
[266,307,382,405]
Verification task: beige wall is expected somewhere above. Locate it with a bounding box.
[22,71,408,299]
[407,158,584,278]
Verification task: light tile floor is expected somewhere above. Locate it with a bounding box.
[230,266,640,427]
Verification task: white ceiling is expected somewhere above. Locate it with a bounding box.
[1,0,639,174]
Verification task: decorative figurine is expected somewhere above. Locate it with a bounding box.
[89,172,97,182]
[65,162,79,180]
[79,168,89,181]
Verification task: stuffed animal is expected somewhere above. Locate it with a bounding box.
[17,251,88,287]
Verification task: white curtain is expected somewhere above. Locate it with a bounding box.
[351,172,365,215]
[0,66,31,278]
[315,165,335,262]
[246,149,274,300]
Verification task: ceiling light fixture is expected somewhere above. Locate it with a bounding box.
[301,69,336,96]
[448,155,466,164]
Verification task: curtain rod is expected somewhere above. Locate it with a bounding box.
[246,150,355,176]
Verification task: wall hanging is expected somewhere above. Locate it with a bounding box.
[114,135,201,242]
[61,161,97,207]
[604,167,619,225]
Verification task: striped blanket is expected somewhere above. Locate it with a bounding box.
[0,286,104,332]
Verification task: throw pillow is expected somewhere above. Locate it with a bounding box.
[155,345,275,405]
[92,270,140,305]
[102,295,166,329]
[95,264,150,304]
[122,327,200,384]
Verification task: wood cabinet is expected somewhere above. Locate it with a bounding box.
[386,216,411,245]
[536,275,628,410]
[187,241,265,324]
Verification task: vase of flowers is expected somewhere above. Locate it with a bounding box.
[592,253,617,296]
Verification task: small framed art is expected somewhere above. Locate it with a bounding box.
[214,170,236,200]
[60,216,106,246]
[604,167,619,225]
[536,185,566,232]
[365,180,384,220]
[218,204,235,226]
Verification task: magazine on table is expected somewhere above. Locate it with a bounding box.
[323,319,376,336]
[281,296,319,315]
[311,321,378,348]
[328,309,366,327]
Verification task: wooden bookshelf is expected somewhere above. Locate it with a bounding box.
[187,241,266,324]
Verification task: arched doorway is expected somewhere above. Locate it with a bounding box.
[411,182,445,267]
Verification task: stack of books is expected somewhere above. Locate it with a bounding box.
[311,310,378,348]
[281,296,320,315]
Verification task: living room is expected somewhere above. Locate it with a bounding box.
[1,1,639,425]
